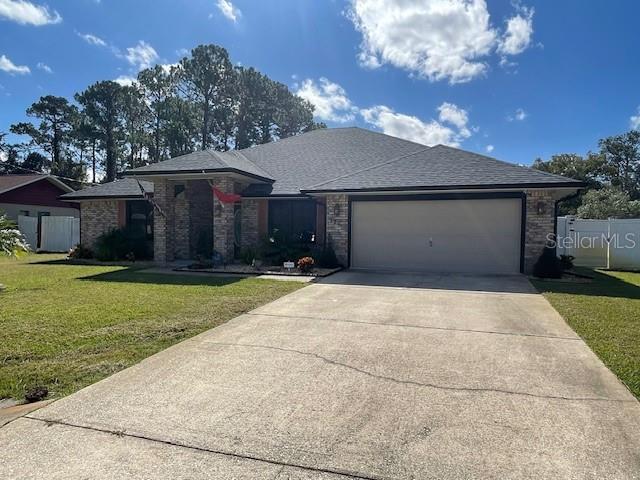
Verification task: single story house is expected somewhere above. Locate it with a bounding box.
[0,174,79,220]
[1,174,79,250]
[61,128,583,274]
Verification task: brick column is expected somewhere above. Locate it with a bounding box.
[212,177,236,261]
[240,198,259,249]
[325,194,349,267]
[524,189,556,273]
[153,178,175,264]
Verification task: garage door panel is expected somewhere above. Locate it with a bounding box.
[350,198,521,274]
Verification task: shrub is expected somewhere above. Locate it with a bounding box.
[239,246,258,265]
[258,229,312,266]
[68,244,93,259]
[94,227,152,261]
[0,213,29,257]
[316,244,340,268]
[532,245,563,279]
[559,254,575,271]
[297,256,314,273]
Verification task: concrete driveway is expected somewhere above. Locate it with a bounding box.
[2,271,640,479]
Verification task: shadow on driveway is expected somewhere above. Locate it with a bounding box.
[319,269,538,294]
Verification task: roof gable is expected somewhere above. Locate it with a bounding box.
[0,174,74,195]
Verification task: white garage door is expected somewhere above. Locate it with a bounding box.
[350,198,522,274]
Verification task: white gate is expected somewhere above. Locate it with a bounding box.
[18,215,38,251]
[557,216,640,270]
[40,216,80,252]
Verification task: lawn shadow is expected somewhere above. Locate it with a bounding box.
[29,258,155,268]
[532,268,640,299]
[79,269,245,287]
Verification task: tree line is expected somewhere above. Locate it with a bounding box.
[533,130,640,219]
[0,44,324,183]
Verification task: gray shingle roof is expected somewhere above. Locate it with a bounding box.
[302,144,582,192]
[116,127,581,196]
[126,149,274,182]
[60,178,153,200]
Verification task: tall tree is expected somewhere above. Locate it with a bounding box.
[76,81,125,182]
[9,95,80,178]
[179,45,236,150]
[121,85,150,169]
[598,130,640,198]
[274,84,315,139]
[138,65,178,163]
[72,115,101,183]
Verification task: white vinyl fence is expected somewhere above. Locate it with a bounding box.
[557,216,640,270]
[40,216,80,252]
[18,215,79,253]
[18,215,38,251]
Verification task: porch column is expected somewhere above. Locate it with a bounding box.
[153,178,175,264]
[325,194,349,267]
[212,177,236,261]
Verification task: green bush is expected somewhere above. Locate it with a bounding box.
[533,245,563,279]
[94,227,152,261]
[258,229,312,266]
[316,244,340,268]
[0,213,29,257]
[239,246,258,265]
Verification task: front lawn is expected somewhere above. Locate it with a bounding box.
[0,254,303,401]
[532,269,640,399]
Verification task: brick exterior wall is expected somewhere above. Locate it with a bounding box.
[153,178,174,263]
[524,189,556,273]
[240,198,259,249]
[212,177,236,261]
[80,200,121,248]
[325,194,349,267]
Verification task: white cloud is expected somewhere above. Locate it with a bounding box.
[0,54,30,75]
[78,32,107,47]
[507,107,527,121]
[437,102,470,135]
[36,61,52,73]
[348,0,534,84]
[361,102,472,147]
[125,41,158,71]
[0,0,61,26]
[114,75,136,87]
[631,107,640,130]
[486,144,494,153]
[296,77,358,123]
[216,0,241,22]
[498,7,534,56]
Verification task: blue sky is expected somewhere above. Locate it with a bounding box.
[1,0,640,166]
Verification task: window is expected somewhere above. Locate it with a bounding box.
[126,201,153,238]
[268,199,317,243]
[19,210,29,217]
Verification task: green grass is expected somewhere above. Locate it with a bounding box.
[0,254,303,400]
[532,269,640,399]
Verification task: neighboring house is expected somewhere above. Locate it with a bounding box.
[61,128,583,274]
[0,174,79,220]
[0,174,80,251]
